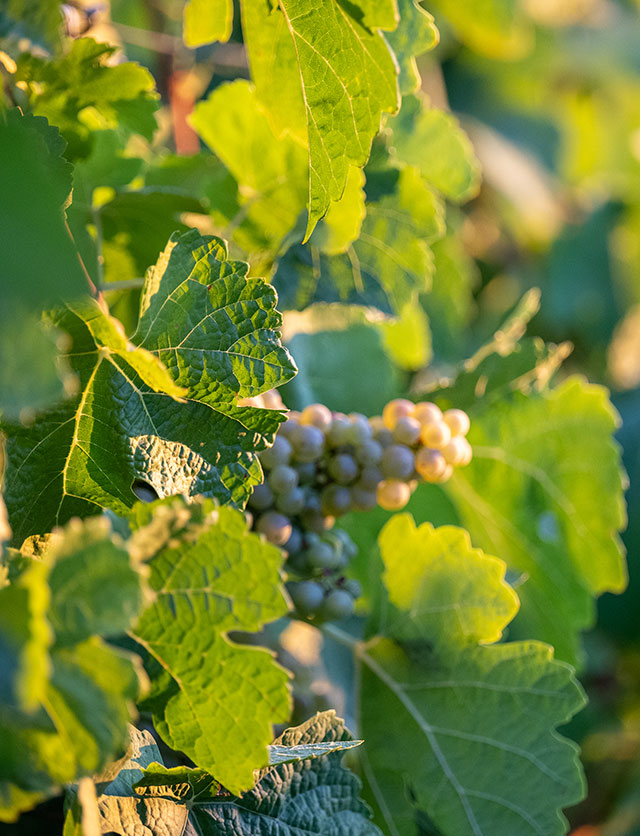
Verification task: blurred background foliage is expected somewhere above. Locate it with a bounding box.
[3,0,640,832]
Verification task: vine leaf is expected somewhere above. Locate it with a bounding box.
[184,0,233,46]
[0,517,145,822]
[130,499,292,795]
[240,0,400,237]
[0,109,86,419]
[358,514,586,836]
[390,94,481,202]
[190,80,308,264]
[274,167,443,313]
[386,0,439,94]
[3,230,296,544]
[90,711,381,835]
[448,376,628,665]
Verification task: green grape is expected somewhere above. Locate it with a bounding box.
[443,408,471,437]
[441,436,473,466]
[256,511,293,545]
[381,444,415,480]
[327,453,359,485]
[277,416,299,441]
[321,484,352,516]
[351,485,377,511]
[301,509,335,534]
[347,413,373,444]
[283,526,303,556]
[301,402,333,432]
[291,423,325,462]
[259,435,293,470]
[332,529,358,558]
[306,540,340,570]
[376,479,412,511]
[355,439,383,466]
[268,464,298,494]
[295,461,317,484]
[248,482,275,511]
[392,416,422,446]
[415,448,448,482]
[320,588,355,620]
[289,580,325,616]
[327,414,352,447]
[382,398,415,430]
[419,420,451,450]
[276,486,306,515]
[414,401,442,426]
[342,578,362,599]
[358,465,383,491]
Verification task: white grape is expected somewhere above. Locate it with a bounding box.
[443,408,471,437]
[376,479,412,511]
[419,420,452,450]
[256,511,292,545]
[392,416,422,446]
[382,398,415,430]
[301,402,333,432]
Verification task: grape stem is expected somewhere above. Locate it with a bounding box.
[321,622,359,651]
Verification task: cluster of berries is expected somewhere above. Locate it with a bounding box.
[240,391,472,621]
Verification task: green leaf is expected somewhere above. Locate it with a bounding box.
[310,166,367,256]
[190,80,308,261]
[274,166,443,313]
[390,94,481,202]
[130,499,291,795]
[184,0,233,47]
[0,109,86,419]
[95,711,381,835]
[349,0,399,30]
[0,517,144,822]
[429,0,531,59]
[240,0,399,237]
[3,230,296,543]
[15,38,159,156]
[0,0,62,50]
[356,514,586,836]
[386,0,439,95]
[380,298,432,371]
[447,377,628,664]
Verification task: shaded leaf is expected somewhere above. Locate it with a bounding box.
[95,711,381,835]
[3,230,296,543]
[448,377,628,664]
[0,518,144,822]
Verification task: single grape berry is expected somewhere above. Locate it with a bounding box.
[355,439,383,466]
[419,420,452,450]
[441,436,473,467]
[248,482,275,511]
[358,465,384,491]
[376,479,412,511]
[289,580,325,616]
[347,413,373,445]
[415,448,448,482]
[351,485,378,511]
[328,453,359,485]
[414,401,443,426]
[277,417,299,440]
[320,588,356,620]
[321,484,352,516]
[342,578,362,599]
[382,398,415,430]
[256,511,292,545]
[283,526,303,556]
[381,444,415,480]
[268,464,298,495]
[393,416,422,446]
[443,408,471,437]
[327,414,352,447]
[306,540,340,570]
[301,402,333,432]
[259,435,293,470]
[291,424,325,462]
[276,486,306,515]
[294,461,317,484]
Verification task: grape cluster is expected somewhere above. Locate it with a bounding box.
[240,391,472,622]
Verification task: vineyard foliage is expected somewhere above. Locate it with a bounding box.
[0,1,634,835]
